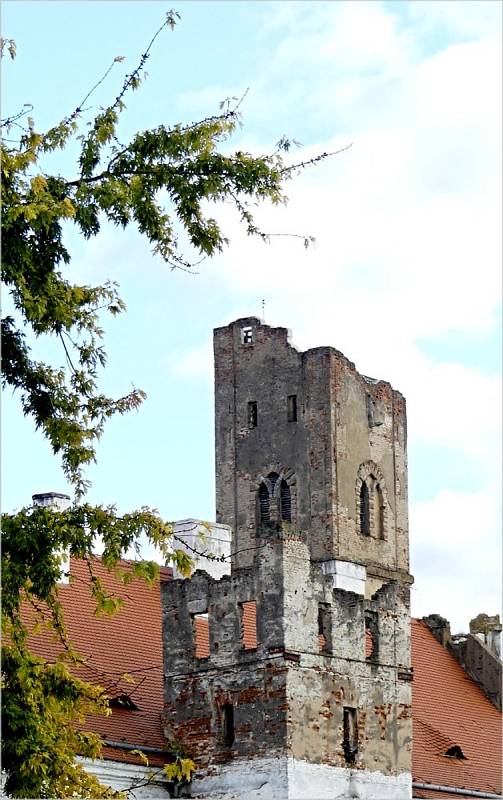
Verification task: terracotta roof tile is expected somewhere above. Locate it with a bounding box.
[25,565,502,789]
[25,557,170,764]
[411,619,502,796]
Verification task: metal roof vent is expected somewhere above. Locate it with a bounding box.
[108,693,140,711]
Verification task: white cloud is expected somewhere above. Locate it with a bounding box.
[196,4,501,468]
[406,360,501,466]
[410,486,501,633]
[167,1,501,624]
[266,1,415,76]
[406,0,502,41]
[22,1,498,627]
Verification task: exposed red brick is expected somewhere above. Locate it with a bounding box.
[241,601,257,649]
[23,565,501,792]
[194,615,210,659]
[365,628,374,659]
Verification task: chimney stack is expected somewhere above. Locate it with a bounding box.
[470,613,502,658]
[32,492,71,511]
[32,492,72,583]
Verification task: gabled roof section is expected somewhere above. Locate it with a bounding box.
[412,619,502,797]
[25,556,171,767]
[25,563,502,785]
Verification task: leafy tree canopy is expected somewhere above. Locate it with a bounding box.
[1,12,339,798]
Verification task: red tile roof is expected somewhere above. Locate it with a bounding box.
[25,563,502,792]
[25,557,172,767]
[411,619,502,797]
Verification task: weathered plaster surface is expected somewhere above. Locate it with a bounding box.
[162,319,413,798]
[213,318,409,575]
[191,757,412,799]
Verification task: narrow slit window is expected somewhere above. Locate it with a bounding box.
[280,479,291,522]
[241,326,253,344]
[240,601,257,650]
[287,394,297,422]
[248,401,258,428]
[360,482,370,536]
[343,707,358,764]
[192,612,210,659]
[364,611,379,662]
[374,484,385,539]
[222,703,235,747]
[318,603,331,653]
[365,628,375,659]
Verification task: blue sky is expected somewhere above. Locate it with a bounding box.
[2,1,501,633]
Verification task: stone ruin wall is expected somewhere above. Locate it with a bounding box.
[162,533,412,777]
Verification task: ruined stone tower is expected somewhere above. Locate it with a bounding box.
[162,318,413,799]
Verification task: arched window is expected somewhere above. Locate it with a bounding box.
[280,479,291,522]
[374,483,385,540]
[258,483,270,524]
[257,470,296,532]
[356,461,387,540]
[360,481,370,536]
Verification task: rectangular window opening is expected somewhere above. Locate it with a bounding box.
[343,707,358,764]
[241,326,253,345]
[364,610,379,662]
[192,612,210,660]
[248,401,258,429]
[287,394,297,423]
[222,703,235,747]
[240,601,258,650]
[318,603,332,653]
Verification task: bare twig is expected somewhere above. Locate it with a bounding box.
[280,142,353,175]
[59,331,78,374]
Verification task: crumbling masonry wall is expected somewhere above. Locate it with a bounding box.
[214,318,409,578]
[161,317,413,796]
[162,533,412,777]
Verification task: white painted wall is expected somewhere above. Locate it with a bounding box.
[173,519,232,581]
[32,491,71,584]
[321,559,366,596]
[79,757,171,798]
[191,756,412,799]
